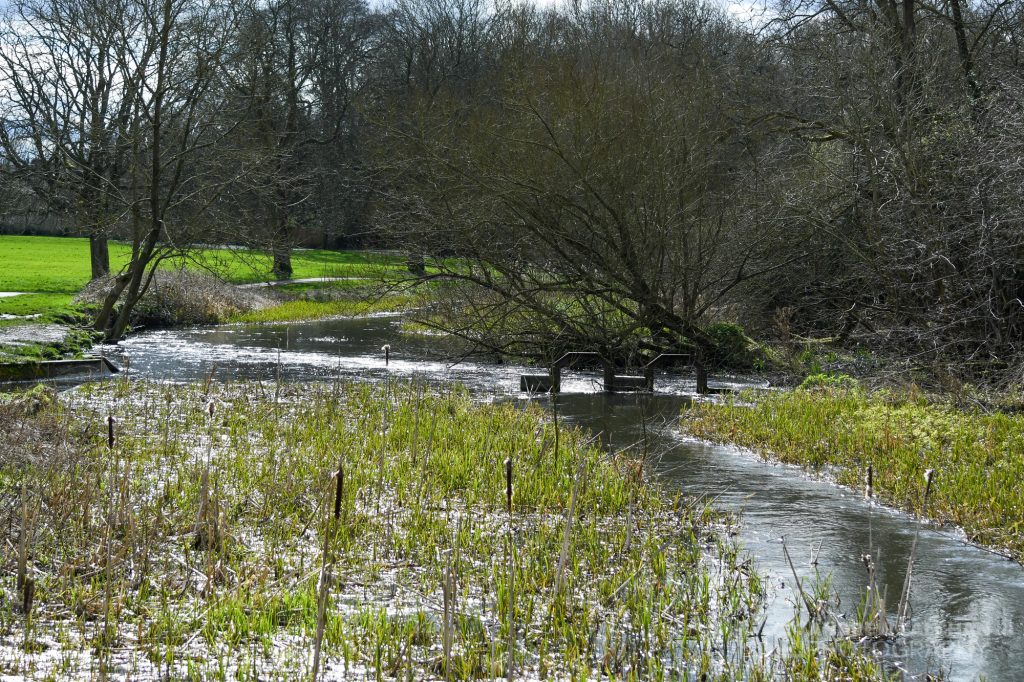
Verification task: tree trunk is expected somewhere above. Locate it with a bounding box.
[640,303,718,367]
[90,235,110,280]
[107,283,140,343]
[107,256,154,343]
[948,0,980,100]
[93,273,131,336]
[268,200,293,280]
[407,253,426,277]
[272,244,293,280]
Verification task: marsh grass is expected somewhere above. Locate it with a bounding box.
[0,380,891,680]
[682,386,1024,562]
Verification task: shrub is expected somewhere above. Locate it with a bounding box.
[703,322,759,369]
[798,373,860,391]
[77,269,272,328]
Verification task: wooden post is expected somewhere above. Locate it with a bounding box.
[695,362,708,395]
[603,362,616,392]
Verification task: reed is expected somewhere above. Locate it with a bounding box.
[503,455,514,682]
[896,468,936,630]
[0,380,893,680]
[312,458,344,681]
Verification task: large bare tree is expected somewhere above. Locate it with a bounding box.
[377,0,782,364]
[0,0,141,278]
[222,0,377,278]
[2,0,246,341]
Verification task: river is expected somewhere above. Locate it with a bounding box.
[97,314,1024,681]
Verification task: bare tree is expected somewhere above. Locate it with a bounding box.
[377,0,781,364]
[754,0,1024,370]
[222,0,377,278]
[3,0,247,341]
[0,0,141,278]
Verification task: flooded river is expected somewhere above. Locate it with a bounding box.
[98,314,1024,681]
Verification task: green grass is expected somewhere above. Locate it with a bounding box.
[232,291,425,324]
[0,235,407,294]
[682,385,1024,561]
[0,293,75,318]
[0,236,103,294]
[0,379,891,680]
[269,279,375,295]
[0,235,414,333]
[178,247,407,284]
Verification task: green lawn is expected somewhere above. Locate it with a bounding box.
[0,235,408,319]
[178,246,405,284]
[0,293,76,319]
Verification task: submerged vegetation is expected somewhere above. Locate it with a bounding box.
[0,379,890,679]
[682,385,1024,562]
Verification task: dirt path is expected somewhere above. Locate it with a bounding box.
[236,276,370,289]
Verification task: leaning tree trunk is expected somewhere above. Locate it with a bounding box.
[93,272,131,335]
[100,215,163,342]
[106,263,149,343]
[641,302,716,362]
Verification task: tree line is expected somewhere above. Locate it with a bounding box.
[1,0,1021,376]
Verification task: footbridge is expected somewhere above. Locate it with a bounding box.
[520,352,708,394]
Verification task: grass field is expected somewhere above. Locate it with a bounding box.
[0,293,75,318]
[0,235,407,319]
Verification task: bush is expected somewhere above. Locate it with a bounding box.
[703,322,759,369]
[798,373,860,390]
[77,270,272,328]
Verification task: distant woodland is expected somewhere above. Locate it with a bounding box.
[2,0,1022,373]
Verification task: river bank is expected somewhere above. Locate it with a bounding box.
[682,384,1024,564]
[0,235,412,313]
[0,235,422,366]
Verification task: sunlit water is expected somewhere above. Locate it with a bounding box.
[94,315,1024,681]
